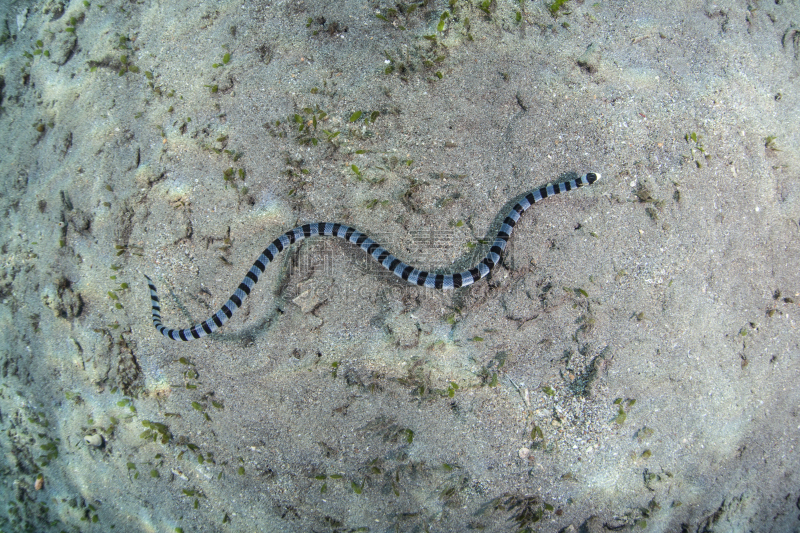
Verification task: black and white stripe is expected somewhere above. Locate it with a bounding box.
[146,172,600,341]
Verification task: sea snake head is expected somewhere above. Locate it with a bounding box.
[584,172,601,184]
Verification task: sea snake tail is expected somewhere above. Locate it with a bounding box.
[146,172,600,341]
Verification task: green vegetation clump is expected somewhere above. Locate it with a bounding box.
[547,0,570,16]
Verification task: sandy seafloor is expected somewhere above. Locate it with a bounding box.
[0,0,799,531]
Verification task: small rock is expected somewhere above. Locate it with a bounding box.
[518,447,530,459]
[385,312,419,348]
[576,43,600,74]
[49,30,77,66]
[16,8,28,33]
[84,434,103,447]
[34,476,43,490]
[41,277,83,319]
[134,164,164,187]
[292,279,330,314]
[582,516,605,533]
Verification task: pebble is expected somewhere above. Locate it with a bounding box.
[84,434,103,447]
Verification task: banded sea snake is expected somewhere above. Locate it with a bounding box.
[146,172,600,341]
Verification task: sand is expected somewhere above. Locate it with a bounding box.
[0,0,798,531]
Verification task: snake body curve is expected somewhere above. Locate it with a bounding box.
[146,172,600,341]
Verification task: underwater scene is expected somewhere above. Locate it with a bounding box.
[0,0,798,531]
